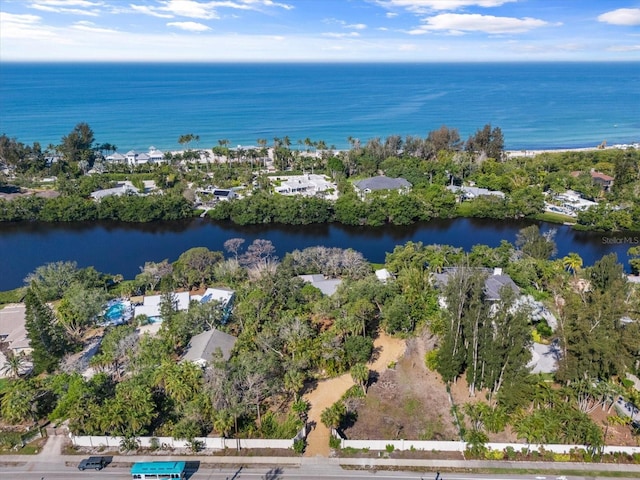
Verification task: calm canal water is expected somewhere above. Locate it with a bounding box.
[0,218,637,291]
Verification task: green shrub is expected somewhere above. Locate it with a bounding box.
[385,444,395,453]
[293,439,305,454]
[329,436,341,449]
[424,349,439,371]
[484,449,504,460]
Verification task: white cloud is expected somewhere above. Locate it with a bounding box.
[323,32,361,38]
[28,0,103,16]
[598,8,640,27]
[376,0,517,13]
[347,23,367,30]
[386,12,398,18]
[130,0,293,20]
[130,4,174,19]
[31,0,103,6]
[159,0,220,19]
[29,4,100,16]
[167,21,211,31]
[411,13,552,35]
[71,20,118,33]
[607,44,640,52]
[0,11,59,39]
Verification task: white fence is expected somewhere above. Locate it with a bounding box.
[70,426,307,451]
[70,435,294,450]
[332,431,640,455]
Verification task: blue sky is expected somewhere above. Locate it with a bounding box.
[1,0,639,61]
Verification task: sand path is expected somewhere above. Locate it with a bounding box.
[303,332,406,457]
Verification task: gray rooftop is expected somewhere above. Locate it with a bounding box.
[182,329,237,365]
[354,176,411,192]
[434,267,519,301]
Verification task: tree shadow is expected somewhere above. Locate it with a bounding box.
[368,370,380,386]
[262,467,284,480]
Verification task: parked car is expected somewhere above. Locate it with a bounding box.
[78,456,107,471]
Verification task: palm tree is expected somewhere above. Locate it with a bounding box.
[1,351,28,378]
[283,370,305,401]
[562,252,583,277]
[350,363,369,395]
[213,409,234,438]
[320,401,345,430]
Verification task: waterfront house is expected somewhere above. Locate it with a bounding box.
[0,304,31,356]
[90,182,140,201]
[182,328,237,366]
[272,174,337,199]
[133,287,235,323]
[354,176,411,199]
[298,274,342,296]
[446,185,505,200]
[434,267,519,303]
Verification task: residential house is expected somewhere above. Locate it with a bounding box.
[182,329,237,366]
[0,304,31,356]
[434,267,519,303]
[134,291,191,320]
[570,169,615,192]
[375,268,394,283]
[90,182,140,201]
[545,190,597,217]
[133,287,235,323]
[298,274,342,296]
[105,152,126,163]
[192,287,235,323]
[591,170,615,191]
[354,176,411,198]
[272,174,337,199]
[446,185,505,200]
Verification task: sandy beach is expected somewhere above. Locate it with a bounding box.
[506,143,639,158]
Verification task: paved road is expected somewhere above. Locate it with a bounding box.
[1,463,638,480]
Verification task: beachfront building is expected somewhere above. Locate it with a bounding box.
[271,174,337,199]
[446,185,505,201]
[353,175,412,199]
[105,148,165,166]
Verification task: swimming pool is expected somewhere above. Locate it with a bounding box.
[102,300,132,325]
[105,302,125,320]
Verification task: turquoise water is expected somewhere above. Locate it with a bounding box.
[1,62,638,151]
[104,302,125,320]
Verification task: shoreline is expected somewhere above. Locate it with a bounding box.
[505,143,639,158]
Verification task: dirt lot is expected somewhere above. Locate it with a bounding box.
[343,332,637,446]
[343,333,459,441]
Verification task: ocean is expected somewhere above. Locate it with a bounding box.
[0,62,638,152]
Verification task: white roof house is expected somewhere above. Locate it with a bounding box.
[182,329,237,366]
[134,291,191,319]
[90,183,139,200]
[375,268,394,283]
[105,152,126,162]
[133,288,235,323]
[0,304,31,355]
[446,185,505,199]
[191,287,235,308]
[272,174,337,199]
